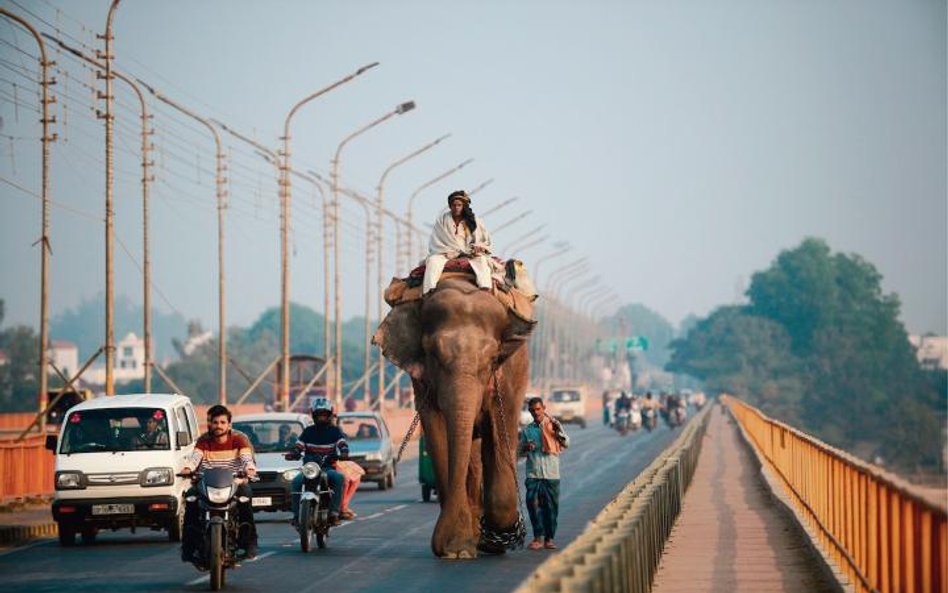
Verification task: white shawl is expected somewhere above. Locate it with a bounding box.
[427,209,492,259]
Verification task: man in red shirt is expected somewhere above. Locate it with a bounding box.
[180,405,258,563]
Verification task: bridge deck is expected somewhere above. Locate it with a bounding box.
[651,406,838,593]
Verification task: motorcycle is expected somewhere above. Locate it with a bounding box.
[294,460,335,551]
[181,468,257,591]
[615,409,631,436]
[668,404,687,428]
[642,407,658,432]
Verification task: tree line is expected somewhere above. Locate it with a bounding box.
[667,238,945,473]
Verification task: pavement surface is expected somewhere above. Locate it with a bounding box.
[0,417,684,593]
[651,406,838,593]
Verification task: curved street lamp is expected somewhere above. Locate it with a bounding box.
[330,100,417,405]
[405,158,474,265]
[278,61,379,407]
[374,134,449,404]
[3,9,55,420]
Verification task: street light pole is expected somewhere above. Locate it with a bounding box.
[491,209,533,235]
[481,196,519,217]
[140,81,228,404]
[280,62,379,410]
[405,158,474,271]
[101,0,122,396]
[467,178,494,196]
[2,9,55,421]
[503,224,546,255]
[330,101,417,407]
[49,37,155,391]
[375,134,449,406]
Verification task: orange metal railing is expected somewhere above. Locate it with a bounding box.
[723,395,947,593]
[0,435,54,502]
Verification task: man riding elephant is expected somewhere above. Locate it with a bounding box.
[423,190,494,294]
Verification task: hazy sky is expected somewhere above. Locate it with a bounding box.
[1,0,945,339]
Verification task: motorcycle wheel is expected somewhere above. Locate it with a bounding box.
[317,528,328,549]
[299,500,313,553]
[209,522,224,591]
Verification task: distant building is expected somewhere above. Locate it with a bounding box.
[909,335,948,371]
[48,340,79,378]
[83,332,147,385]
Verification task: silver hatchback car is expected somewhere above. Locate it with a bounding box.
[232,412,313,512]
[337,411,396,490]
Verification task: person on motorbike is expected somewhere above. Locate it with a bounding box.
[614,391,633,415]
[287,397,349,527]
[180,404,258,563]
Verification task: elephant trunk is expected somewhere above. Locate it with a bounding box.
[432,373,484,558]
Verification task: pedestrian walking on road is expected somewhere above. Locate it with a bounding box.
[518,396,569,550]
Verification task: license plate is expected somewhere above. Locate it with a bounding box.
[91,503,134,515]
[251,497,272,507]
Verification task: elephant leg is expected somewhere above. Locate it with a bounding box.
[478,397,521,553]
[419,408,450,506]
[467,435,483,543]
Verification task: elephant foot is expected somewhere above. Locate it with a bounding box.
[438,548,478,560]
[435,534,479,559]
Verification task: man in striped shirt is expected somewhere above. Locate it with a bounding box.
[180,405,258,563]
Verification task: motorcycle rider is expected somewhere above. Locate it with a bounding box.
[180,404,258,562]
[614,391,633,431]
[287,397,349,527]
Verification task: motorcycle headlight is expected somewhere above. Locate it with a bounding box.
[301,462,321,479]
[206,485,233,504]
[363,452,382,462]
[56,471,84,490]
[141,467,173,487]
[282,469,301,481]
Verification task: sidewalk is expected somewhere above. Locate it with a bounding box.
[651,406,838,593]
[0,502,57,547]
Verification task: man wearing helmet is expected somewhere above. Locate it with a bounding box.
[422,189,494,294]
[286,397,349,526]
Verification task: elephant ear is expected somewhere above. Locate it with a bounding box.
[497,307,537,365]
[373,301,425,379]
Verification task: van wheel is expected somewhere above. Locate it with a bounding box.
[422,485,432,502]
[579,418,587,429]
[385,468,395,489]
[168,506,184,542]
[57,523,76,547]
[80,527,97,545]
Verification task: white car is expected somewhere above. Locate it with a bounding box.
[232,412,313,512]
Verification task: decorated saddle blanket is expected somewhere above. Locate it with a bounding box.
[374,257,539,373]
[383,257,538,324]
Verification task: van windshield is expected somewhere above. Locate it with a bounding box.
[550,391,581,403]
[60,408,171,454]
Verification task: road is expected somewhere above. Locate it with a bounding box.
[0,418,686,593]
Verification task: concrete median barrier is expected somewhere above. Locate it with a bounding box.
[514,404,712,593]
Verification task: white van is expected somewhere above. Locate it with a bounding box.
[45,393,200,546]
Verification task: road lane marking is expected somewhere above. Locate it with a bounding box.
[184,551,276,585]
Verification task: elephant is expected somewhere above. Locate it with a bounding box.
[374,276,535,558]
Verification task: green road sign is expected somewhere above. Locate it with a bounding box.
[626,336,650,352]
